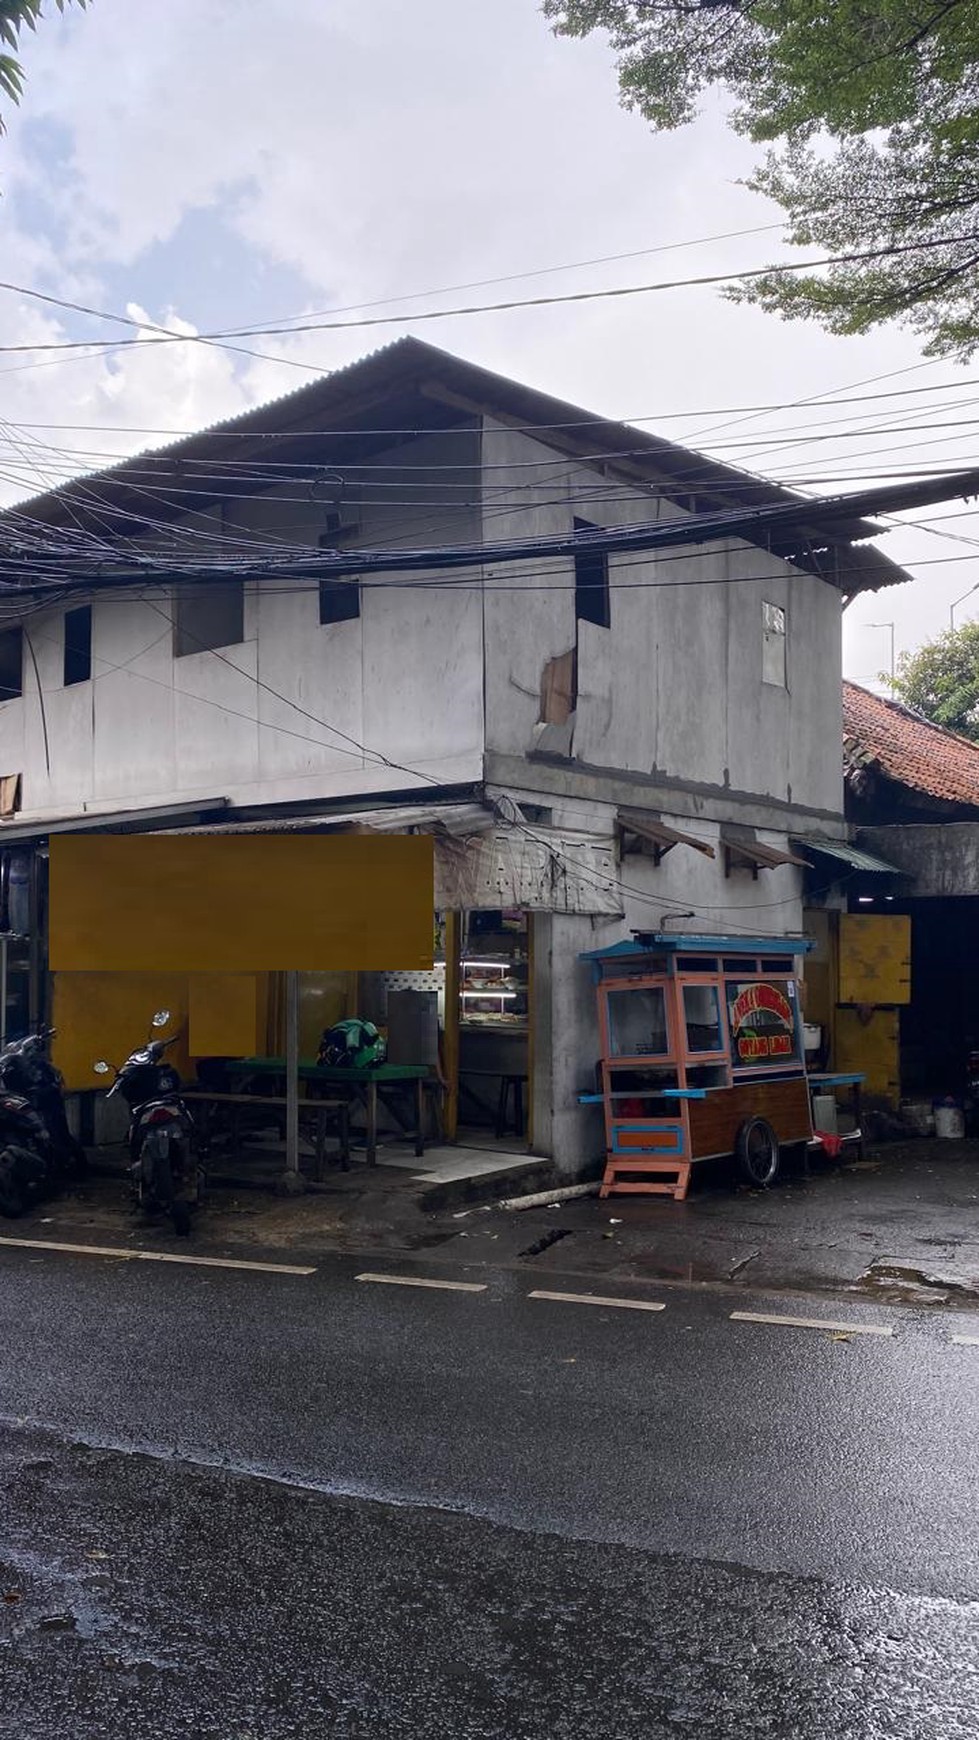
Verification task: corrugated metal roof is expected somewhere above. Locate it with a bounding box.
[156,801,494,837]
[720,829,810,870]
[0,337,909,593]
[791,834,903,875]
[617,809,715,858]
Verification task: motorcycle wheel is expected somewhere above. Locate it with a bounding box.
[171,1198,192,1237]
[0,1148,26,1218]
[62,1136,89,1182]
[148,1147,174,1211]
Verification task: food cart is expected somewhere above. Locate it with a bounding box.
[581,931,860,1200]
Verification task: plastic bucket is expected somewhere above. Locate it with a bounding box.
[935,1104,965,1140]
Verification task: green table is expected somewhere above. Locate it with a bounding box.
[237,1058,430,1165]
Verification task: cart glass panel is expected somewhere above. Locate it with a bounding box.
[682,984,724,1053]
[725,978,801,1068]
[605,985,669,1059]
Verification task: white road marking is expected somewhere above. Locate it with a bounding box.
[0,1236,315,1277]
[730,1309,892,1337]
[951,1334,979,1346]
[529,1289,666,1313]
[355,1272,487,1293]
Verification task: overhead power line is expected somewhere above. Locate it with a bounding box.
[8,369,979,441]
[2,464,978,592]
[0,232,975,356]
[0,220,787,345]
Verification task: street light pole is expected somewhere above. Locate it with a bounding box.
[950,582,979,631]
[865,621,896,679]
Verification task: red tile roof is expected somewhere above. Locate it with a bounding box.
[843,680,979,809]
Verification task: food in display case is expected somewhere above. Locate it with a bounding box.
[460,956,528,1027]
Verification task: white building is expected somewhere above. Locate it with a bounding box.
[0,339,906,1172]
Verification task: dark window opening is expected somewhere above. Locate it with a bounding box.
[319,578,361,627]
[173,581,244,658]
[64,604,92,686]
[0,628,23,702]
[574,517,610,629]
[318,528,361,627]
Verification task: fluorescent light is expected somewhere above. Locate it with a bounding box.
[461,990,518,999]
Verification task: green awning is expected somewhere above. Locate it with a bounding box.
[791,836,903,875]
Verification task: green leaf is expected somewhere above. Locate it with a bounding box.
[545,0,979,356]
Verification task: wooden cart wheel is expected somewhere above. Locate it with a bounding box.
[735,1117,780,1188]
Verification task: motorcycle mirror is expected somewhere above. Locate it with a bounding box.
[92,1060,110,1075]
[151,1010,171,1028]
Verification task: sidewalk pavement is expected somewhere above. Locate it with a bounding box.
[9,1140,979,1308]
[483,1140,979,1306]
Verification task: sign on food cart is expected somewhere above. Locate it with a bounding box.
[727,981,797,1063]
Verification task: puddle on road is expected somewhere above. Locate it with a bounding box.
[852,1260,979,1307]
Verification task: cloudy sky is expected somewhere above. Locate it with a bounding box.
[2,0,977,685]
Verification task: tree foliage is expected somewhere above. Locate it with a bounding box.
[544,0,979,357]
[889,620,979,739]
[0,1,86,132]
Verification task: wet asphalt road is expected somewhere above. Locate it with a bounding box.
[2,1242,979,1736]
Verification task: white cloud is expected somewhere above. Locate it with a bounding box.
[0,0,975,667]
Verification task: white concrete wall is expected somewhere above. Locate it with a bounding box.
[480,421,844,823]
[4,429,486,818]
[525,795,807,1175]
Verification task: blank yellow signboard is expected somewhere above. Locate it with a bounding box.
[188,974,259,1057]
[50,834,434,972]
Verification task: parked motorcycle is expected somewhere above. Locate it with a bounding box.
[0,1026,88,1182]
[93,1012,200,1237]
[0,1085,55,1219]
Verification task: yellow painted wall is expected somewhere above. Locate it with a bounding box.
[50,834,434,972]
[262,972,352,1056]
[836,1006,901,1101]
[54,970,267,1090]
[838,914,911,1006]
[802,908,837,1050]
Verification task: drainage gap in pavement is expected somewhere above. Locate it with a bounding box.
[519,1228,573,1260]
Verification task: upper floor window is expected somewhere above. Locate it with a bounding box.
[174,581,244,659]
[574,517,610,630]
[762,601,787,687]
[64,604,92,686]
[319,579,361,627]
[0,628,23,702]
[318,528,361,627]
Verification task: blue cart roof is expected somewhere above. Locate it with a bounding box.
[580,932,814,962]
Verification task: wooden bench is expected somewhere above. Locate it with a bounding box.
[182,1091,350,1176]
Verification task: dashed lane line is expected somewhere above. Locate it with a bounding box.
[0,1236,316,1277]
[355,1272,487,1293]
[951,1334,979,1346]
[731,1309,893,1337]
[529,1289,666,1313]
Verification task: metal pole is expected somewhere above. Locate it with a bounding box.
[1,934,7,1048]
[285,969,300,1178]
[950,583,979,631]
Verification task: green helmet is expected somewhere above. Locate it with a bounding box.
[318,1018,385,1070]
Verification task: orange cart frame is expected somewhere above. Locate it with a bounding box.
[581,932,816,1200]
